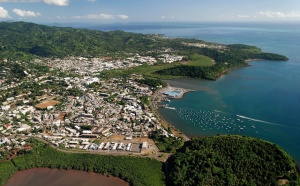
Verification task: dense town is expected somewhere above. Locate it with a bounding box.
[0,52,184,160]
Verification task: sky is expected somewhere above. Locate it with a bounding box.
[0,0,300,23]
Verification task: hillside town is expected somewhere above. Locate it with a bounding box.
[34,52,183,75]
[0,53,184,159]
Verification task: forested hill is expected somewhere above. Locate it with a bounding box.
[167,136,299,186]
[0,21,165,59]
[0,21,289,80]
[0,21,288,60]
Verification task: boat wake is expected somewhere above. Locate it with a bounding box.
[236,114,300,130]
[214,110,227,114]
[236,115,276,125]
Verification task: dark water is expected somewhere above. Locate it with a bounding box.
[5,168,128,186]
[74,22,300,162]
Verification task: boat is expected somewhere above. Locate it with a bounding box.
[165,106,176,110]
[165,99,171,102]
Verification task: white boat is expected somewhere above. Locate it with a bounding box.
[165,107,176,110]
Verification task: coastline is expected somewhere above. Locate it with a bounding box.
[245,58,263,62]
[157,85,195,99]
[150,58,263,141]
[150,85,193,141]
[213,58,266,80]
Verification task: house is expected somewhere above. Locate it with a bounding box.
[0,138,10,145]
[4,124,12,130]
[17,124,31,132]
[82,130,92,134]
[142,142,148,149]
[1,105,10,111]
[6,97,15,102]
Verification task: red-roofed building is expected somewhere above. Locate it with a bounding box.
[4,124,12,130]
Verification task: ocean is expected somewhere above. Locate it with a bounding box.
[82,22,300,163]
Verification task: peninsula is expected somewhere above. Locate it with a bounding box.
[0,21,298,186]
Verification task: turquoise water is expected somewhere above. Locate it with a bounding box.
[87,22,300,163]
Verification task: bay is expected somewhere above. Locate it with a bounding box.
[84,22,300,163]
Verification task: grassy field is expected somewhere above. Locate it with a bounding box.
[242,48,262,53]
[101,54,213,80]
[186,54,214,66]
[101,62,184,79]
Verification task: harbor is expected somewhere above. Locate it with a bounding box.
[156,85,194,110]
[158,86,195,99]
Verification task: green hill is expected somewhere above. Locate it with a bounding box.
[167,135,299,186]
[0,21,289,80]
[0,21,163,59]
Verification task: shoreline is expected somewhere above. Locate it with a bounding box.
[150,58,263,141]
[213,58,265,80]
[245,58,264,62]
[157,85,195,99]
[150,85,193,141]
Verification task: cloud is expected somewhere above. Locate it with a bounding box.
[0,0,40,2]
[13,8,41,17]
[0,0,68,6]
[73,13,114,19]
[87,0,96,3]
[238,15,250,18]
[117,15,128,19]
[0,7,10,18]
[44,0,68,6]
[73,13,129,20]
[259,11,300,18]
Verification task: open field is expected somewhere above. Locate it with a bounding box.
[35,100,60,109]
[102,55,214,80]
[102,62,183,79]
[185,54,214,66]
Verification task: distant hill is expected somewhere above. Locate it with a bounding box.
[167,135,299,186]
[0,21,175,59]
[0,21,289,80]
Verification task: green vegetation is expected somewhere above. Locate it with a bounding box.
[167,135,299,186]
[0,161,17,186]
[0,61,26,81]
[100,43,288,81]
[0,21,185,59]
[154,64,224,80]
[1,137,299,186]
[0,22,296,185]
[2,139,165,186]
[186,54,214,66]
[150,130,184,153]
[101,63,184,80]
[0,21,288,82]
[139,95,150,106]
[138,77,167,89]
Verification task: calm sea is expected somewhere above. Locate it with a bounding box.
[81,22,300,163]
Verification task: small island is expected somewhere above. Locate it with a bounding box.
[0,21,298,186]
